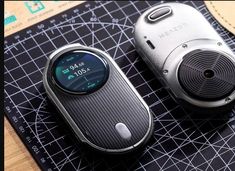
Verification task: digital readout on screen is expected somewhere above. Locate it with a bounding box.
[53,50,109,94]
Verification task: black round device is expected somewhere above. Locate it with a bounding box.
[43,44,154,154]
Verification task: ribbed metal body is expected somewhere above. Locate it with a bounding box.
[49,63,150,149]
[43,44,153,153]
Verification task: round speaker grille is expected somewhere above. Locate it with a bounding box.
[178,50,235,100]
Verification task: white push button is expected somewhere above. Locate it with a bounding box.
[115,123,132,140]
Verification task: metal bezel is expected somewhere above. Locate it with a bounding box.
[51,50,110,95]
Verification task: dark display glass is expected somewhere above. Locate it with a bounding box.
[52,50,109,94]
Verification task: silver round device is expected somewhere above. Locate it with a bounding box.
[134,2,235,112]
[43,44,154,154]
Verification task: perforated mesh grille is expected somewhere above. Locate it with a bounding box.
[178,50,235,100]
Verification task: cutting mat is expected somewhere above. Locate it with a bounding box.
[4,1,235,171]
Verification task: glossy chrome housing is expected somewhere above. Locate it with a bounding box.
[134,2,235,110]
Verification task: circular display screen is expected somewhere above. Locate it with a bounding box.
[52,50,109,94]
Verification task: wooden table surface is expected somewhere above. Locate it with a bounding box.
[4,1,235,171]
[4,117,40,171]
